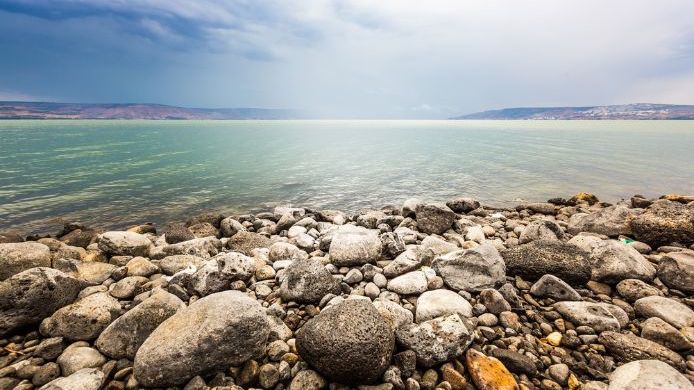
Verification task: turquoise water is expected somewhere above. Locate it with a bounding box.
[1,120,693,232]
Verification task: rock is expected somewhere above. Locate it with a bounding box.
[465,225,486,243]
[567,204,639,237]
[40,368,105,390]
[415,203,457,235]
[40,292,121,340]
[0,268,82,336]
[415,289,472,323]
[228,231,272,255]
[465,349,518,390]
[0,242,51,280]
[553,301,621,332]
[640,317,694,351]
[220,217,246,237]
[280,258,341,304]
[268,242,307,262]
[57,345,106,376]
[162,236,220,258]
[108,276,148,299]
[157,255,206,275]
[395,314,472,367]
[402,198,423,218]
[188,222,218,238]
[328,226,382,266]
[629,200,694,247]
[657,252,694,293]
[380,232,406,259]
[373,299,414,330]
[598,331,686,370]
[188,252,256,296]
[387,271,428,295]
[501,240,591,284]
[446,197,480,214]
[164,223,195,244]
[569,192,600,205]
[478,289,512,314]
[98,231,152,257]
[125,256,159,277]
[296,300,394,385]
[383,248,421,278]
[519,220,564,244]
[548,363,570,386]
[530,274,582,301]
[289,369,327,390]
[432,242,506,292]
[588,240,656,283]
[634,296,694,329]
[616,279,663,302]
[96,290,185,359]
[418,235,458,263]
[607,359,694,390]
[488,348,538,376]
[133,291,270,387]
[53,259,116,284]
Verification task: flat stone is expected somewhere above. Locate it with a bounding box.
[57,345,106,376]
[616,279,663,302]
[588,240,656,283]
[598,331,685,370]
[40,368,105,390]
[634,296,694,329]
[465,349,518,390]
[387,271,428,295]
[530,274,582,301]
[0,242,51,280]
[657,251,694,294]
[280,257,341,304]
[640,317,694,351]
[501,240,591,284]
[553,301,621,333]
[432,242,506,292]
[608,359,694,390]
[416,289,472,323]
[328,226,382,266]
[567,204,639,237]
[98,231,152,257]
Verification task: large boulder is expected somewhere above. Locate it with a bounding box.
[567,204,639,237]
[634,296,694,329]
[415,203,457,235]
[40,292,121,341]
[501,240,591,284]
[599,331,686,370]
[0,242,51,280]
[628,200,694,247]
[588,240,656,283]
[657,252,694,294]
[328,225,382,266]
[98,231,152,257]
[415,289,473,323]
[95,290,185,359]
[396,314,472,367]
[608,360,694,390]
[296,300,394,385]
[0,268,83,336]
[133,291,270,387]
[432,242,506,292]
[280,257,341,304]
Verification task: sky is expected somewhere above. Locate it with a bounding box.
[1,0,693,118]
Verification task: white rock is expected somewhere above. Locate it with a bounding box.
[415,289,472,323]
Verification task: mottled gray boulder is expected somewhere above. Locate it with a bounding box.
[57,345,106,376]
[599,331,685,370]
[373,299,414,330]
[478,288,512,314]
[634,296,694,329]
[416,289,472,323]
[108,276,148,299]
[96,290,185,359]
[640,317,694,351]
[280,257,340,304]
[402,198,423,218]
[553,301,621,332]
[395,314,472,367]
[446,197,480,214]
[567,204,639,237]
[383,248,421,278]
[432,242,506,292]
[296,300,394,385]
[629,200,694,247]
[220,216,246,237]
[387,271,428,295]
[530,274,581,301]
[134,291,270,387]
[53,259,116,284]
[269,242,307,262]
[589,240,656,283]
[0,268,83,336]
[156,255,206,275]
[501,240,591,284]
[657,252,694,294]
[418,236,458,263]
[328,225,382,266]
[228,231,272,255]
[162,236,221,258]
[0,242,51,280]
[40,368,105,390]
[616,279,663,302]
[98,231,152,257]
[519,220,564,244]
[608,360,694,390]
[188,252,256,296]
[40,292,121,341]
[415,203,457,235]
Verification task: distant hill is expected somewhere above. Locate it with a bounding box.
[0,101,304,119]
[452,103,694,120]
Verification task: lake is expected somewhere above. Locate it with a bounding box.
[1,120,693,233]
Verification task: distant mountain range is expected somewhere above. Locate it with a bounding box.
[0,101,303,119]
[452,103,694,120]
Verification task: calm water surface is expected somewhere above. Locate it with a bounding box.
[1,120,693,232]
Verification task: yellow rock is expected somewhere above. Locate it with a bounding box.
[465,349,519,390]
[545,331,562,347]
[570,192,599,205]
[568,373,580,390]
[441,362,467,390]
[662,193,694,203]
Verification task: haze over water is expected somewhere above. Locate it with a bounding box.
[1,120,693,232]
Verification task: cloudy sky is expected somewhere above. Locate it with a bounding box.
[1,0,693,118]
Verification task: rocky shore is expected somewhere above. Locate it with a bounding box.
[1,192,694,390]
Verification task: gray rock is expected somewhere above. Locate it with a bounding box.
[268,242,307,262]
[607,359,694,390]
[289,369,327,390]
[125,256,159,277]
[373,299,414,330]
[415,289,472,323]
[162,236,221,258]
[478,289,512,314]
[525,202,557,214]
[629,200,694,247]
[380,232,407,259]
[519,220,564,244]
[0,242,51,280]
[188,251,255,296]
[53,259,116,284]
[657,251,694,293]
[402,198,423,218]
[328,225,382,266]
[501,240,591,284]
[228,231,272,255]
[395,314,472,367]
[98,231,152,257]
[589,240,656,283]
[553,301,621,332]
[40,292,121,341]
[616,279,663,302]
[220,217,246,237]
[640,317,694,351]
[415,203,457,235]
[96,290,185,359]
[446,197,480,214]
[280,257,341,304]
[387,271,428,295]
[57,345,106,376]
[296,300,394,385]
[418,236,458,264]
[634,296,694,329]
[383,248,421,278]
[599,331,685,370]
[548,363,570,386]
[157,255,206,275]
[134,291,270,387]
[40,368,105,390]
[0,268,82,336]
[432,242,506,292]
[530,274,582,301]
[108,276,148,299]
[567,204,640,237]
